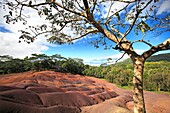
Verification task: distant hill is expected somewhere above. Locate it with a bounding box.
[146,53,170,62]
[117,53,170,65]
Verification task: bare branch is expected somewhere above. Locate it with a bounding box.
[124,0,152,37]
[21,2,50,7]
[142,38,170,59]
[99,0,135,4]
[68,28,99,42]
[75,0,85,11]
[91,0,97,14]
[102,52,127,66]
[83,0,89,9]
[105,1,114,20]
[115,0,153,49]
[110,26,124,38]
[52,1,86,17]
[105,3,130,24]
[20,1,86,18]
[34,30,51,37]
[132,40,153,47]
[83,0,92,19]
[112,0,136,3]
[115,52,126,63]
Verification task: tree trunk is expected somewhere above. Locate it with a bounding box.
[132,56,146,113]
[157,82,161,91]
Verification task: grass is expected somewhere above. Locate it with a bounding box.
[116,85,132,90]
[152,91,170,96]
[96,77,170,95]
[116,85,170,96]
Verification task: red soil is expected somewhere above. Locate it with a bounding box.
[0,71,169,113]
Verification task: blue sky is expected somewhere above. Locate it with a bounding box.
[0,0,170,66]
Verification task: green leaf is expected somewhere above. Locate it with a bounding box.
[115,12,120,21]
[141,2,145,5]
[46,0,51,3]
[154,0,159,3]
[121,24,125,28]
[141,28,145,33]
[29,1,32,6]
[43,8,48,15]
[141,21,151,30]
[9,11,12,16]
[165,16,169,20]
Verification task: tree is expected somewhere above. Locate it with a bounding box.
[61,58,85,74]
[2,0,170,113]
[29,54,54,70]
[0,57,26,74]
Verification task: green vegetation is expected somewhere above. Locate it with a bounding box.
[83,53,170,92]
[116,85,132,90]
[0,54,85,75]
[1,53,170,92]
[146,53,170,62]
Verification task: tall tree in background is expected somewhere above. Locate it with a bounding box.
[2,0,170,113]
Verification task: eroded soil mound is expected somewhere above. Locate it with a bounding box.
[0,71,169,113]
[0,71,120,113]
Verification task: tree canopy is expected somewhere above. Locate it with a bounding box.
[2,0,169,50]
[0,54,85,74]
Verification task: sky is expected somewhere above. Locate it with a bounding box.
[0,0,170,66]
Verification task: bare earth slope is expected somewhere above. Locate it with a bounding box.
[0,71,169,113]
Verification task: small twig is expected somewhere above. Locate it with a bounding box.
[132,39,153,47]
[105,3,129,24]
[68,28,99,42]
[91,0,97,14]
[115,52,126,63]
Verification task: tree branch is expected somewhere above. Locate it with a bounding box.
[132,40,153,47]
[112,0,136,3]
[68,28,99,42]
[20,1,86,18]
[110,26,124,38]
[142,38,170,59]
[75,0,85,11]
[91,0,97,14]
[99,0,135,4]
[115,52,126,63]
[82,0,137,57]
[105,1,114,21]
[105,3,130,24]
[52,1,85,17]
[117,0,153,49]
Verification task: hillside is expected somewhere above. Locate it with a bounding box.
[0,71,170,113]
[117,53,170,64]
[146,53,170,62]
[119,53,170,64]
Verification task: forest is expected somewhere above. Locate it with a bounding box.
[0,54,86,75]
[0,53,170,92]
[83,59,170,92]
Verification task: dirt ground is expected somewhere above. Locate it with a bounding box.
[0,71,169,113]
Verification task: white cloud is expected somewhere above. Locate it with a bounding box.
[0,0,87,59]
[84,48,148,66]
[157,0,170,15]
[1,0,166,61]
[0,32,51,58]
[99,1,128,18]
[84,53,130,66]
[134,49,146,55]
[0,0,59,58]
